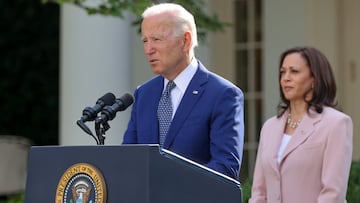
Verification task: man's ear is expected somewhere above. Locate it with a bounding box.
[183,31,192,51]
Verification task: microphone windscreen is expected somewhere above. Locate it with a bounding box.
[99,92,116,105]
[119,93,134,110]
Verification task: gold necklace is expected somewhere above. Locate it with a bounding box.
[287,113,301,129]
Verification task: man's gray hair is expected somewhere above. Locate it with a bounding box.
[142,3,198,49]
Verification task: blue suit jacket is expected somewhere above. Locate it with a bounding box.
[123,61,244,180]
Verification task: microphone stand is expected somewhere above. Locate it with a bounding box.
[77,120,99,145]
[95,120,110,145]
[77,117,111,145]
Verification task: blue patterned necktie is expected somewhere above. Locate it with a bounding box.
[158,81,176,147]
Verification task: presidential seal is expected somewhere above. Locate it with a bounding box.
[55,163,107,203]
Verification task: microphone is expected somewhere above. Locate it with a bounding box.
[95,93,134,124]
[79,92,116,123]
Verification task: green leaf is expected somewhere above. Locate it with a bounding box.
[42,0,227,43]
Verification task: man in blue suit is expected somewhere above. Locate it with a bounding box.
[123,3,244,180]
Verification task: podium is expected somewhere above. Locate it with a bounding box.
[24,144,242,202]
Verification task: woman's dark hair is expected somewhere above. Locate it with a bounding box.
[277,46,337,117]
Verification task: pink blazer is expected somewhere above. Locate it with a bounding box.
[249,107,353,203]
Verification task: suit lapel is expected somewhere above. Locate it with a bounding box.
[146,76,164,143]
[280,109,322,164]
[163,63,208,148]
[268,115,288,172]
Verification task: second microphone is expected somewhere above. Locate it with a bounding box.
[95,93,134,124]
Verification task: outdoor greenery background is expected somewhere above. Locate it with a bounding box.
[0,0,58,201]
[0,0,59,145]
[0,1,359,203]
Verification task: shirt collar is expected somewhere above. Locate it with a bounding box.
[163,58,198,93]
[173,58,197,94]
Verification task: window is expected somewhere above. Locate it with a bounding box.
[234,0,263,181]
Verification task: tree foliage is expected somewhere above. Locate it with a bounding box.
[42,0,227,41]
[0,0,59,145]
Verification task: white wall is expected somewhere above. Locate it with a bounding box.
[60,4,132,145]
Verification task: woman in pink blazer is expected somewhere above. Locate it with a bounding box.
[249,47,353,203]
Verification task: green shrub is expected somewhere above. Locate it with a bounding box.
[241,178,252,203]
[347,160,360,203]
[0,0,59,145]
[6,193,24,203]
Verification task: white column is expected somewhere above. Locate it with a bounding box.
[263,0,339,121]
[60,4,132,145]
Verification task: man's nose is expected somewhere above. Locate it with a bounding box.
[144,43,155,55]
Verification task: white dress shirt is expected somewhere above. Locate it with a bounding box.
[162,58,197,118]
